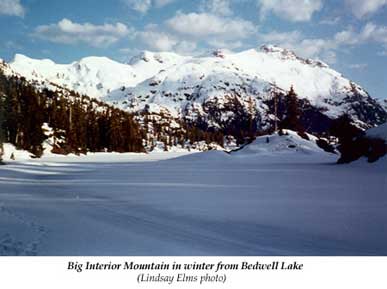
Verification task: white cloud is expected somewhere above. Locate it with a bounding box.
[138,29,177,51]
[33,19,130,47]
[355,23,387,55]
[334,29,360,45]
[335,23,387,46]
[361,22,387,44]
[0,0,25,17]
[132,11,255,54]
[200,0,233,16]
[258,0,322,22]
[166,12,256,39]
[296,39,334,59]
[345,0,387,18]
[123,0,175,13]
[135,23,198,54]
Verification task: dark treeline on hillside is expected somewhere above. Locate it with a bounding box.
[0,71,144,157]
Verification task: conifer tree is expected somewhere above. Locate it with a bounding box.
[280,86,304,132]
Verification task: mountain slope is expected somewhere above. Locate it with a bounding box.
[9,51,186,100]
[0,61,224,154]
[114,46,385,128]
[6,45,387,147]
[10,54,137,99]
[0,64,145,156]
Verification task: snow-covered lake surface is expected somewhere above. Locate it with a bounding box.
[0,149,386,256]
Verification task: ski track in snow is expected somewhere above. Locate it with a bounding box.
[0,151,386,256]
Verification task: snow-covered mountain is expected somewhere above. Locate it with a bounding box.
[9,51,187,99]
[10,54,138,98]
[5,45,387,139]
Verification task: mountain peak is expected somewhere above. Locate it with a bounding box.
[128,50,185,66]
[13,53,32,62]
[259,44,297,58]
[212,49,231,58]
[74,56,122,70]
[13,53,55,66]
[77,56,115,64]
[128,51,156,64]
[259,44,329,68]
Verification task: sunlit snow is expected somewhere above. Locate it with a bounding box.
[1,133,386,256]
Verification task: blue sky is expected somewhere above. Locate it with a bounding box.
[0,0,386,99]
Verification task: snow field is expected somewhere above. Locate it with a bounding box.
[0,135,386,255]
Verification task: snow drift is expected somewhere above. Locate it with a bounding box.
[233,130,324,156]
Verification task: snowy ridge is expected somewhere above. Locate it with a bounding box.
[9,51,187,100]
[10,54,138,99]
[117,45,374,120]
[128,50,190,82]
[8,45,369,103]
[6,45,387,132]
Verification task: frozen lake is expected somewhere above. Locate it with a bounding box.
[0,149,386,256]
